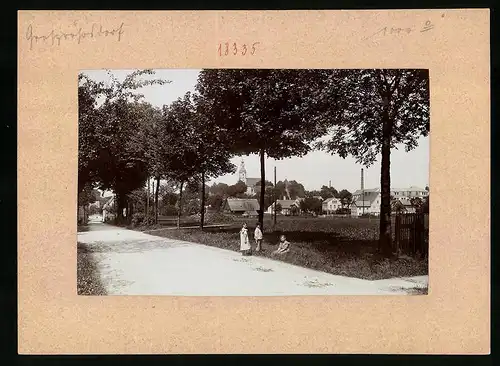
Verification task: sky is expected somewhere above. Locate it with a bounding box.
[82,69,429,193]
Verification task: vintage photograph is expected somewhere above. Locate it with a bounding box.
[77,68,430,296]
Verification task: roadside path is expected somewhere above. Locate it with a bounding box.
[77,222,428,296]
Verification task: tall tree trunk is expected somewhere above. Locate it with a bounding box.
[200,171,206,230]
[154,176,160,224]
[273,166,277,227]
[83,205,88,225]
[177,181,184,229]
[151,179,155,218]
[146,177,150,218]
[116,192,126,221]
[259,148,266,231]
[128,200,134,225]
[379,97,394,257]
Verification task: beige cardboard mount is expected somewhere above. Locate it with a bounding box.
[18,10,490,354]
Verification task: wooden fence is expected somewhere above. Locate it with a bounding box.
[393,213,429,257]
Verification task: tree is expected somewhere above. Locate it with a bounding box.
[78,70,171,223]
[209,182,230,197]
[160,95,200,228]
[338,189,353,208]
[315,69,429,256]
[77,183,98,225]
[78,74,107,194]
[139,103,166,223]
[419,195,429,214]
[320,185,338,199]
[159,93,235,229]
[227,181,248,198]
[287,181,306,199]
[275,202,283,214]
[300,197,323,215]
[94,100,151,222]
[274,180,306,200]
[254,180,274,193]
[410,197,423,211]
[192,93,236,229]
[207,194,224,211]
[305,190,322,198]
[261,185,280,209]
[391,199,406,213]
[196,69,328,230]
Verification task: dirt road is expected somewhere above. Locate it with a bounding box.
[77,222,428,296]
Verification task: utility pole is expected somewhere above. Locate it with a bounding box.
[274,166,277,226]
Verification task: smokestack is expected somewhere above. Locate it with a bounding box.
[329,180,331,188]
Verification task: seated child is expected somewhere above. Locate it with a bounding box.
[272,235,290,255]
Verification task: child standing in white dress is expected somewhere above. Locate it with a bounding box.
[240,223,251,255]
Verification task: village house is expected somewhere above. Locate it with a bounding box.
[391,196,417,213]
[267,199,301,216]
[350,186,428,216]
[222,198,260,216]
[350,190,381,217]
[322,197,342,215]
[391,186,429,198]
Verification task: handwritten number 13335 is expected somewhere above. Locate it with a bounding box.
[218,42,260,56]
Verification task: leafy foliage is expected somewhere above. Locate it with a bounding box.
[274,180,306,200]
[320,185,338,199]
[195,69,329,229]
[314,69,430,255]
[410,197,424,210]
[78,70,171,219]
[299,197,323,215]
[338,189,353,208]
[315,69,429,166]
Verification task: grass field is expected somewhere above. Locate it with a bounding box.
[141,215,428,280]
[77,242,107,295]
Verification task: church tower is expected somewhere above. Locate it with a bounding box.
[238,159,247,183]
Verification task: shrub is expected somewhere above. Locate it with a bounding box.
[131,213,145,226]
[131,213,157,227]
[188,211,235,224]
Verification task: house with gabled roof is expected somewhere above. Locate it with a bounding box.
[391,186,429,199]
[350,190,381,216]
[322,197,342,214]
[267,199,301,216]
[222,198,260,216]
[391,196,419,213]
[351,186,428,216]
